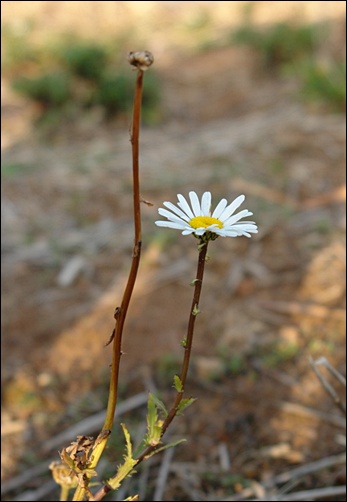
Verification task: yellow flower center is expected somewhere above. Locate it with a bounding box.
[189,216,223,229]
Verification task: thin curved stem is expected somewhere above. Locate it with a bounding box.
[140,240,208,449]
[94,68,144,453]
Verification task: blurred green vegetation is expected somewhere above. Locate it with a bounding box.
[188,5,345,113]
[58,42,109,81]
[2,9,345,123]
[229,14,345,111]
[2,27,162,125]
[156,353,181,388]
[296,60,346,111]
[260,341,301,368]
[13,72,72,108]
[231,20,318,69]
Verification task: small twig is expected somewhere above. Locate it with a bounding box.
[12,480,58,501]
[264,452,346,487]
[258,299,346,321]
[153,446,176,501]
[314,356,346,386]
[1,461,57,496]
[43,392,148,452]
[309,356,346,416]
[273,484,346,501]
[276,401,346,427]
[217,442,231,472]
[137,456,153,501]
[222,452,346,501]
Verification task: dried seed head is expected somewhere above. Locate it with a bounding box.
[128,51,154,71]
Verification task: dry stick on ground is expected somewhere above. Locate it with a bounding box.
[276,400,346,427]
[153,446,176,501]
[1,394,148,498]
[43,392,148,452]
[258,299,346,321]
[221,452,346,501]
[309,356,346,416]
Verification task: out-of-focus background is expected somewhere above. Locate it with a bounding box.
[1,1,346,500]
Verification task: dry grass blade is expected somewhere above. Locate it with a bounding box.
[276,401,346,427]
[153,445,175,501]
[43,392,148,451]
[222,452,346,500]
[313,356,346,387]
[273,484,346,501]
[309,356,346,416]
[12,480,58,501]
[258,300,346,321]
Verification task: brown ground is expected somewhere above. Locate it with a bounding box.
[1,2,346,501]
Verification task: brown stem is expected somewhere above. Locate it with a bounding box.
[102,69,144,432]
[158,240,208,438]
[71,70,145,502]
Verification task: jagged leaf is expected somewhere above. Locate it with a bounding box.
[107,423,137,490]
[150,392,168,418]
[144,439,187,459]
[146,393,163,446]
[176,397,197,416]
[173,375,183,392]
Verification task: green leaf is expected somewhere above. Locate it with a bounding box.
[150,393,168,418]
[173,375,183,392]
[147,393,158,431]
[145,394,163,447]
[107,424,137,490]
[177,397,197,416]
[144,439,187,459]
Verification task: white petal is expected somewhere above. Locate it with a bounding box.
[222,229,243,236]
[230,223,258,233]
[189,191,201,217]
[182,229,195,235]
[162,201,191,222]
[223,209,252,227]
[177,194,195,219]
[219,195,245,222]
[158,208,187,224]
[194,227,206,235]
[155,221,186,229]
[212,198,228,219]
[218,229,239,237]
[201,192,212,216]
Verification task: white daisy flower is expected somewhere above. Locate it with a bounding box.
[155,191,258,239]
